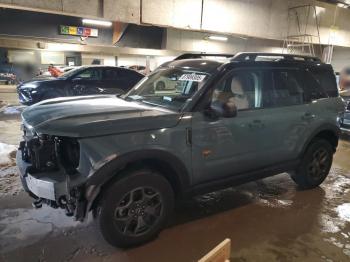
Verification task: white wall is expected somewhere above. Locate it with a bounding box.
[117,55,176,71]
[165,29,283,53]
[81,54,116,66]
[3,0,350,48]
[331,47,350,72]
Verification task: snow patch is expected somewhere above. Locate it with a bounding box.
[257,198,293,208]
[0,106,25,115]
[336,203,350,222]
[0,142,16,165]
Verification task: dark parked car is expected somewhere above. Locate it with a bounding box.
[17,53,344,247]
[17,66,143,105]
[340,92,350,134]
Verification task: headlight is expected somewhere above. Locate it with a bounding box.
[20,83,38,89]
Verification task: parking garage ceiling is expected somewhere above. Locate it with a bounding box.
[320,0,350,7]
[2,0,350,48]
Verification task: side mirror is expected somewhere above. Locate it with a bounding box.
[205,100,238,119]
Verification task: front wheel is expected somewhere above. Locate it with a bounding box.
[95,169,174,248]
[290,139,333,189]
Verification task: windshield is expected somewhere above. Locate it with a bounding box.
[124,67,211,111]
[58,67,84,79]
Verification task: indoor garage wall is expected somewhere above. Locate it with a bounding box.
[330,46,350,72]
[3,0,350,48]
[0,9,113,45]
[165,29,283,54]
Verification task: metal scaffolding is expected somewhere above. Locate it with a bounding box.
[283,4,322,57]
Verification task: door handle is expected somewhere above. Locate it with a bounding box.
[248,120,264,129]
[302,112,315,121]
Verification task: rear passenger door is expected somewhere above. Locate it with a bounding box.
[261,68,315,162]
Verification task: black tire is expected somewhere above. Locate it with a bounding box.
[291,139,333,189]
[95,169,174,248]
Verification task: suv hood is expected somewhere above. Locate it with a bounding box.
[22,95,182,137]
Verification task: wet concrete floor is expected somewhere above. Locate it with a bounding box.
[1,99,350,261]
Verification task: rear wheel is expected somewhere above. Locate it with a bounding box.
[95,169,174,248]
[291,139,333,189]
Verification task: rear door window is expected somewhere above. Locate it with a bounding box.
[303,70,328,101]
[74,68,102,80]
[309,68,338,97]
[271,69,304,106]
[103,68,120,81]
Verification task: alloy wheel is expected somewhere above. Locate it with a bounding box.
[113,187,163,236]
[307,147,331,181]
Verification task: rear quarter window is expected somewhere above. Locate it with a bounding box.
[309,68,338,97]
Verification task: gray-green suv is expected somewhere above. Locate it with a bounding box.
[17,53,344,247]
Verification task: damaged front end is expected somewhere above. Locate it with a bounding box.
[17,124,87,221]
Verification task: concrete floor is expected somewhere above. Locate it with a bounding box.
[0,85,18,106]
[1,91,350,261]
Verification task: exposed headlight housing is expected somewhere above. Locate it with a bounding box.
[56,138,80,175]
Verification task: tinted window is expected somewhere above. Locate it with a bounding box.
[119,69,140,80]
[74,68,102,80]
[272,69,304,106]
[104,68,119,80]
[303,70,328,101]
[309,68,338,97]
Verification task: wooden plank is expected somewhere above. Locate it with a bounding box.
[198,239,231,262]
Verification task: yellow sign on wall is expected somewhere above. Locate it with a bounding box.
[68,26,77,35]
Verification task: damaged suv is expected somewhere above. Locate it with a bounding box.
[17,53,344,247]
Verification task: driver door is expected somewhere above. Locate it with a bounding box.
[191,68,273,184]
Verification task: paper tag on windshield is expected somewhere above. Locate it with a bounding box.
[179,73,206,82]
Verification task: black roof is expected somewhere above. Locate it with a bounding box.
[171,52,322,63]
[161,52,329,71]
[160,58,223,73]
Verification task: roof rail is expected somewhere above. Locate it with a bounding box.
[174,53,235,60]
[231,52,321,62]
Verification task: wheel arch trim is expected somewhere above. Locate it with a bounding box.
[84,149,191,212]
[300,124,340,156]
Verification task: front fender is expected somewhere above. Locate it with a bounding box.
[85,149,190,189]
[83,149,191,212]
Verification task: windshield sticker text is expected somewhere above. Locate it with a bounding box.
[179,73,206,82]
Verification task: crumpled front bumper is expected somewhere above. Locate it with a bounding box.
[17,149,68,201]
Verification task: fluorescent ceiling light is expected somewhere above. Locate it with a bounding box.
[208,35,228,41]
[82,19,112,27]
[337,3,347,8]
